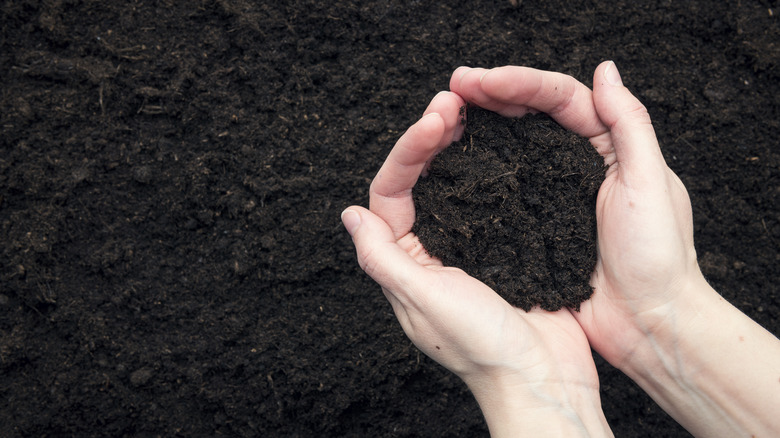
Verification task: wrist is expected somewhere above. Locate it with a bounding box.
[617,272,717,395]
[466,374,613,437]
[618,273,780,436]
[617,272,711,365]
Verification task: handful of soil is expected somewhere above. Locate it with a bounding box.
[412,107,606,311]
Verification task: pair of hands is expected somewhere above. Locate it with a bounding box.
[342,61,701,434]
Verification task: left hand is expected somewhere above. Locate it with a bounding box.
[341,90,600,405]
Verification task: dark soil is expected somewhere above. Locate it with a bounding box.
[1,1,778,437]
[414,109,604,312]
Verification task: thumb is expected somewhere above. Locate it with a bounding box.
[592,61,666,177]
[341,206,429,299]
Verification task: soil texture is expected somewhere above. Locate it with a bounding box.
[1,1,778,437]
[414,109,604,311]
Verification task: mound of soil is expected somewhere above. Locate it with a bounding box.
[414,108,604,311]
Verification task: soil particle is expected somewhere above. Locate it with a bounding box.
[130,367,154,386]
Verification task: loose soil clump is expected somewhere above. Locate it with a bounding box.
[414,108,605,311]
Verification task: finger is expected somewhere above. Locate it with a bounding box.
[423,91,467,148]
[369,111,446,238]
[592,61,666,177]
[341,206,430,306]
[451,66,608,138]
[450,66,516,113]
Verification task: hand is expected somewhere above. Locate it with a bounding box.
[451,62,780,437]
[449,61,698,371]
[586,62,780,437]
[342,92,611,436]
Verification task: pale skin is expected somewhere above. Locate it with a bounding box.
[342,60,780,437]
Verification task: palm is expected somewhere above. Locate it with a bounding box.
[391,232,595,382]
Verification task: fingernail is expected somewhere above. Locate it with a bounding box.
[341,209,361,236]
[604,61,623,86]
[419,112,442,128]
[454,66,471,80]
[479,69,490,83]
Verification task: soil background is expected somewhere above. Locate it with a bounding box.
[1,1,778,436]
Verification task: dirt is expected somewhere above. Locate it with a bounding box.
[414,109,604,311]
[1,1,778,437]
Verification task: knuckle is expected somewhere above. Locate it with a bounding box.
[357,244,381,279]
[624,99,652,125]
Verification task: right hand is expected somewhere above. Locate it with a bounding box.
[452,62,780,438]
[450,61,703,370]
